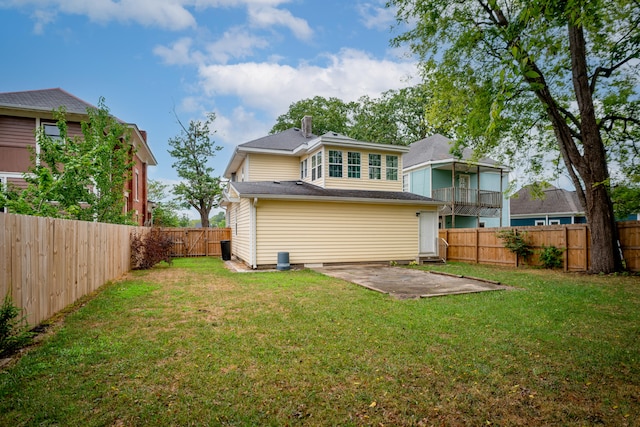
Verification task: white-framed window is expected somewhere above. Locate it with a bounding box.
[134,169,140,202]
[369,154,381,180]
[311,151,322,181]
[402,173,410,192]
[300,159,308,179]
[549,219,561,225]
[386,155,398,180]
[535,219,546,226]
[348,152,360,178]
[329,150,343,178]
[479,222,486,228]
[42,122,62,142]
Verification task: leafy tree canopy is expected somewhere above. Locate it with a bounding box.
[168,112,223,228]
[0,99,135,224]
[388,0,639,272]
[270,85,435,145]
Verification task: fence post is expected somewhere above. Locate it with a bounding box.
[564,226,568,272]
[475,228,479,264]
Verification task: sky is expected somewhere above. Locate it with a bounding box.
[0,0,420,217]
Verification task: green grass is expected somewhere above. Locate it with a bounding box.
[1,258,639,426]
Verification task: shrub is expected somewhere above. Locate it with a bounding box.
[0,292,34,357]
[539,245,564,269]
[131,230,174,270]
[496,229,533,261]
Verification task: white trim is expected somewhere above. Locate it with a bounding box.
[251,198,258,269]
[35,117,41,165]
[234,193,442,206]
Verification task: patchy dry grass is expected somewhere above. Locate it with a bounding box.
[1,258,639,426]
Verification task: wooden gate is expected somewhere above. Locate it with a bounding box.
[157,228,231,257]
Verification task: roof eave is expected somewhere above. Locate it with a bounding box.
[232,192,442,206]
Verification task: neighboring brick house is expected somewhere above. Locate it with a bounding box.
[0,88,157,225]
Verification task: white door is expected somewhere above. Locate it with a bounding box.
[419,210,437,255]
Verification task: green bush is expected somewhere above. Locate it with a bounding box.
[496,229,533,260]
[0,292,34,357]
[539,245,564,269]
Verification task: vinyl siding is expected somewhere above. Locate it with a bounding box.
[231,199,251,264]
[255,200,436,266]
[247,154,299,181]
[0,116,36,172]
[322,147,403,191]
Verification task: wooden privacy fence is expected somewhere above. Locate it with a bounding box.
[439,221,640,272]
[0,213,147,326]
[155,227,231,257]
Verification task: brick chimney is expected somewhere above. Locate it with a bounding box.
[301,115,312,138]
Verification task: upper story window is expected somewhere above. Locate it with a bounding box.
[134,169,140,202]
[369,154,381,180]
[311,151,322,181]
[329,150,343,178]
[42,123,62,143]
[300,158,308,179]
[348,152,361,178]
[386,155,398,181]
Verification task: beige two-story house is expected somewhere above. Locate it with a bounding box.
[222,117,442,269]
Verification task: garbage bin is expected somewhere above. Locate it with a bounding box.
[220,240,231,261]
[276,252,290,271]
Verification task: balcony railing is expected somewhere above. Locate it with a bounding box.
[431,187,502,208]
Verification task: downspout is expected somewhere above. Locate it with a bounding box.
[251,197,258,269]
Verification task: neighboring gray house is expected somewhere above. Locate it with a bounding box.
[402,134,510,229]
[510,184,587,226]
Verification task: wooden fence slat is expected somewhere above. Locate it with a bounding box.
[0,213,151,326]
[439,221,640,272]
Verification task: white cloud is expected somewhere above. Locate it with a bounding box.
[357,1,396,31]
[7,0,310,34]
[197,48,419,119]
[154,37,201,65]
[205,27,270,64]
[247,4,313,40]
[214,106,271,146]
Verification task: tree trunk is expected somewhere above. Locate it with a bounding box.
[199,210,210,228]
[568,22,623,273]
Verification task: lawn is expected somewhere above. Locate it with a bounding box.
[1,258,639,426]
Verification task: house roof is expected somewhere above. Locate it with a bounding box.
[227,180,441,205]
[224,127,410,179]
[510,185,583,216]
[403,134,503,170]
[240,127,317,152]
[0,88,157,166]
[0,88,95,115]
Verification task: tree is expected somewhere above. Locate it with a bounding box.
[0,99,135,224]
[389,0,639,273]
[147,179,182,227]
[168,112,223,228]
[350,84,434,145]
[611,185,640,220]
[270,96,357,135]
[210,211,226,228]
